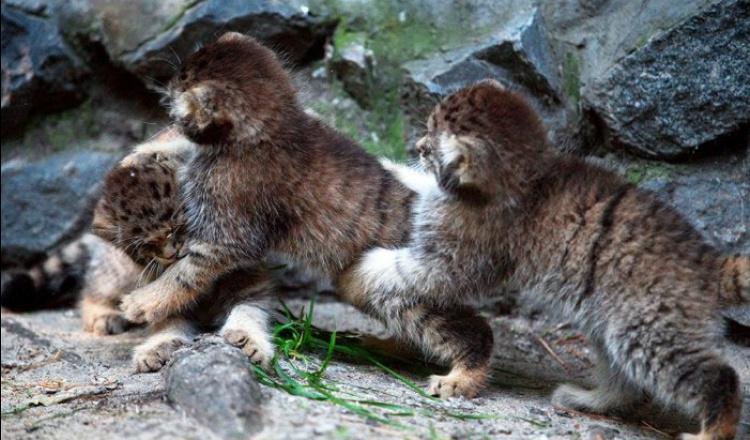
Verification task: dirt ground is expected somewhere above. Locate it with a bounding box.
[2,296,748,440]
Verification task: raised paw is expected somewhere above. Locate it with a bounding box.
[222,328,274,369]
[133,336,187,373]
[85,312,130,336]
[427,369,484,399]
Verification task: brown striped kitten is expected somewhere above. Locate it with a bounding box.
[93,137,276,372]
[118,32,494,391]
[346,80,748,439]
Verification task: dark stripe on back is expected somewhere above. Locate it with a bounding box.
[579,184,632,305]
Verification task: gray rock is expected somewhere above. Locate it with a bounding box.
[113,0,337,81]
[605,147,750,254]
[1,5,87,137]
[583,0,750,159]
[541,0,709,85]
[1,151,118,266]
[164,336,264,438]
[328,32,374,108]
[400,7,565,152]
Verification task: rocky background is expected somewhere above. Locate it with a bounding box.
[1,1,748,439]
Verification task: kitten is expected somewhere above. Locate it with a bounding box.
[119,32,493,391]
[345,80,748,439]
[93,139,276,371]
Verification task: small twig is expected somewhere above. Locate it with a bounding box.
[641,421,672,438]
[535,335,571,373]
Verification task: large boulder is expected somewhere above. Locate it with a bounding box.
[583,0,750,159]
[59,0,337,82]
[1,151,118,266]
[1,5,87,137]
[400,8,566,151]
[165,336,264,438]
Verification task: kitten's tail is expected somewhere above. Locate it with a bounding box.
[719,254,749,305]
[1,238,90,311]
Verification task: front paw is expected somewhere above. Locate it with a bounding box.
[120,287,164,324]
[427,369,485,399]
[133,336,187,373]
[222,328,274,370]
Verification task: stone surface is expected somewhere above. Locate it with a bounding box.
[108,0,337,81]
[165,336,264,438]
[1,5,87,137]
[400,7,566,152]
[602,146,750,254]
[1,151,118,266]
[541,0,710,86]
[6,299,745,440]
[328,32,374,108]
[583,0,750,159]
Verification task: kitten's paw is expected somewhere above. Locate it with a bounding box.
[133,336,187,373]
[222,328,274,370]
[85,311,129,336]
[551,384,598,413]
[120,287,165,324]
[427,370,483,399]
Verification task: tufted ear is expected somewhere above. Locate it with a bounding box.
[218,31,248,43]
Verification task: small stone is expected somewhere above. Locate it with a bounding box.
[164,336,264,438]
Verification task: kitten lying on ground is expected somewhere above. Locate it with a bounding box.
[343,80,748,439]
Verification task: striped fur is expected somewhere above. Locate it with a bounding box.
[119,33,493,389]
[350,81,747,439]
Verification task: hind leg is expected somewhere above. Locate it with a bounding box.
[674,362,741,440]
[606,323,741,440]
[552,345,644,416]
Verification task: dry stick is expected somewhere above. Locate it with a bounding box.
[641,421,672,438]
[534,334,571,373]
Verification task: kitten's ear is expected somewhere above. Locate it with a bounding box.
[437,135,490,202]
[218,32,247,43]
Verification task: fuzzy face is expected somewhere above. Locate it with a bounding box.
[92,160,186,273]
[166,32,298,146]
[416,80,550,204]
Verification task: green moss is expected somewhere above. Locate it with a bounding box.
[315,0,476,160]
[563,52,581,112]
[23,99,99,153]
[625,168,644,184]
[332,28,366,53]
[626,162,673,185]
